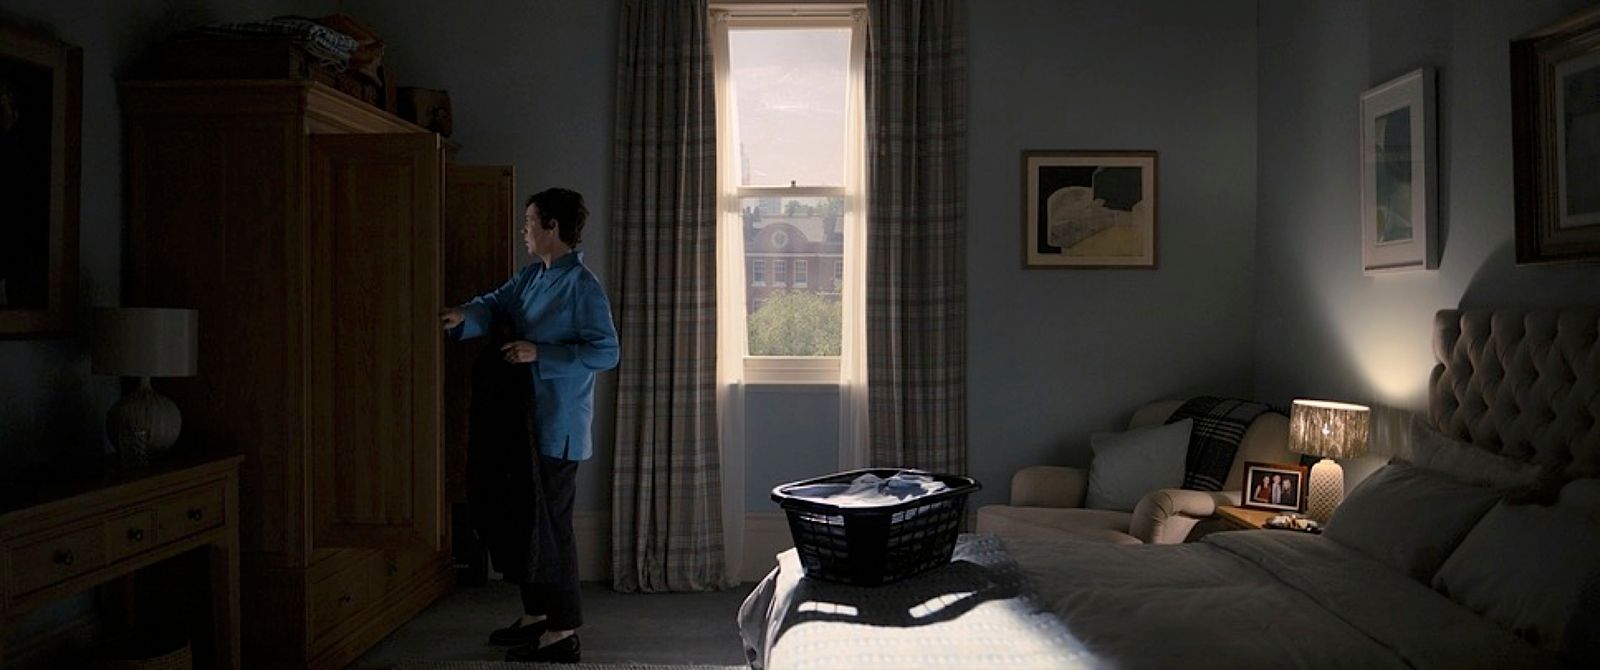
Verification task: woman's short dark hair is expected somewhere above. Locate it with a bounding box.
[527,188,588,247]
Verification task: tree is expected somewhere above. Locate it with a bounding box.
[748,290,841,356]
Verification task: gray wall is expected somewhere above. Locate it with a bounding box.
[966,0,1259,507]
[1254,0,1600,474]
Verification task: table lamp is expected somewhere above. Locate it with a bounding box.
[92,308,198,467]
[1289,399,1370,523]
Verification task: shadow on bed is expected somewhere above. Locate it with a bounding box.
[775,559,1018,635]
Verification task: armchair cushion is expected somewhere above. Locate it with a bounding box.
[1009,465,1090,508]
[1085,419,1193,512]
[975,505,1142,545]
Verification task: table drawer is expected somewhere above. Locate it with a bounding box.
[106,509,158,563]
[155,483,225,543]
[310,550,385,641]
[11,523,107,595]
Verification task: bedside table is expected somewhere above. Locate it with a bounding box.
[1214,505,1277,531]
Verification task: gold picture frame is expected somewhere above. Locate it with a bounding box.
[1022,150,1157,269]
[0,23,80,337]
[1512,6,1600,265]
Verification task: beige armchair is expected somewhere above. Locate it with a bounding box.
[977,400,1293,544]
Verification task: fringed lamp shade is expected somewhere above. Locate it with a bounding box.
[1289,399,1370,522]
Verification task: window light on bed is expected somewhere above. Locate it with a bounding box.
[1289,399,1370,523]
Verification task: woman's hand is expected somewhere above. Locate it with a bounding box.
[439,308,465,330]
[501,340,538,364]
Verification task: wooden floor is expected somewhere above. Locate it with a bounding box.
[351,579,757,667]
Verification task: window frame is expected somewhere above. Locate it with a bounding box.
[752,258,767,286]
[713,4,866,385]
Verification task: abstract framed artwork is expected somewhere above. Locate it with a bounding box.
[1023,150,1157,269]
[1512,6,1600,265]
[0,23,80,337]
[1359,67,1436,275]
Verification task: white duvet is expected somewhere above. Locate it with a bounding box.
[740,532,1563,670]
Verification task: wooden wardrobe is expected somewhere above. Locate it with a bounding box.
[122,80,514,668]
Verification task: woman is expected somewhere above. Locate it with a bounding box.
[441,187,619,664]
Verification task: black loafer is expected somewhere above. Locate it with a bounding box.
[488,618,546,646]
[505,633,580,664]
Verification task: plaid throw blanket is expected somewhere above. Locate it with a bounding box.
[1167,396,1276,491]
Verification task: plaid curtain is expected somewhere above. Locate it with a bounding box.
[608,0,725,592]
[865,0,969,473]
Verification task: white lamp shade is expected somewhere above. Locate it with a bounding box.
[1289,399,1370,459]
[92,308,198,378]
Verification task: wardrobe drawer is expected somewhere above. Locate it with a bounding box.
[310,550,385,641]
[11,523,107,595]
[154,483,225,543]
[106,509,158,563]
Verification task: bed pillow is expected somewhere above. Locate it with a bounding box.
[1431,500,1600,665]
[1406,418,1547,489]
[1557,478,1600,522]
[1323,462,1501,582]
[1085,418,1192,512]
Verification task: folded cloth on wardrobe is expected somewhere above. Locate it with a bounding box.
[786,472,949,507]
[173,16,358,68]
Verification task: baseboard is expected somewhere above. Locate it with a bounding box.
[572,511,794,584]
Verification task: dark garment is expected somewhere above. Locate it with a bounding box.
[466,321,543,584]
[520,455,582,629]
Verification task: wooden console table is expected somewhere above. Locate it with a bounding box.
[0,455,242,669]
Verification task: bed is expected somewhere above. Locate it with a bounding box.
[738,307,1600,669]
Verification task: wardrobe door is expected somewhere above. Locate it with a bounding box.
[308,133,443,551]
[442,165,516,503]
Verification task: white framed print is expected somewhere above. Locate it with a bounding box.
[1359,67,1437,275]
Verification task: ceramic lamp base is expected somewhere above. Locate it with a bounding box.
[1307,458,1344,523]
[107,378,182,468]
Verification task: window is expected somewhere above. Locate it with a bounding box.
[714,4,866,383]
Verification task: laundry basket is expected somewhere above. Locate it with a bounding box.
[771,468,981,586]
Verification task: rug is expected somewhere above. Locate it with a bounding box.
[390,663,748,670]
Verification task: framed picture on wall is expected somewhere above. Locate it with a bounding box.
[1359,67,1437,275]
[1022,150,1157,269]
[1512,6,1600,265]
[0,23,81,337]
[1240,461,1308,513]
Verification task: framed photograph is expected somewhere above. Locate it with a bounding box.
[1023,150,1156,268]
[1240,461,1308,513]
[0,24,80,337]
[1359,67,1437,275]
[1512,7,1600,265]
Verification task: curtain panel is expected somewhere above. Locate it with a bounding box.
[609,0,727,592]
[865,0,969,473]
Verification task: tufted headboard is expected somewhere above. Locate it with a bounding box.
[1430,308,1600,479]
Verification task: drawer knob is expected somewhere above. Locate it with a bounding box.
[187,508,204,522]
[54,549,75,566]
[386,562,399,576]
[128,528,145,542]
[339,594,354,607]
